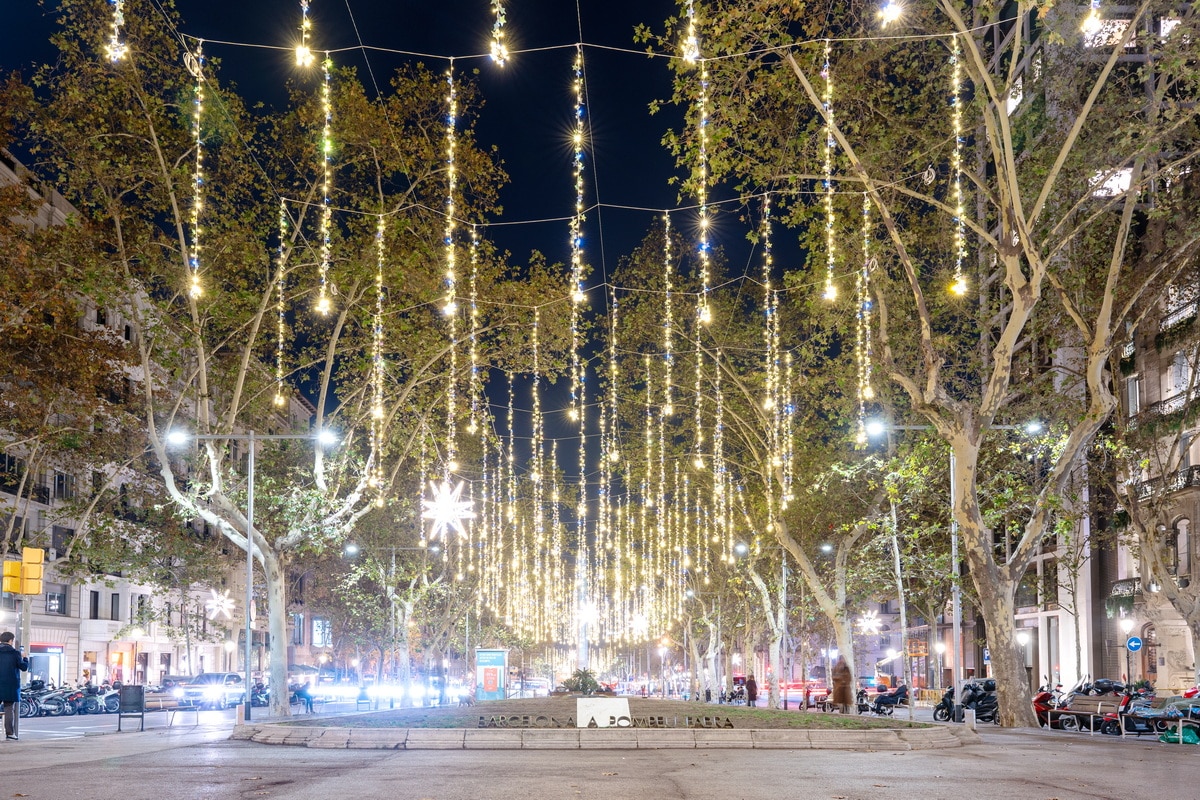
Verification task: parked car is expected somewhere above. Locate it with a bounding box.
[173,672,247,709]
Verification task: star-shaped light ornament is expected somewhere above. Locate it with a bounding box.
[856,610,883,635]
[420,479,476,540]
[205,589,235,621]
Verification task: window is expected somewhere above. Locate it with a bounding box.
[95,308,107,325]
[45,583,68,615]
[51,526,72,558]
[89,591,100,620]
[1172,351,1192,393]
[110,593,120,621]
[0,454,25,494]
[1126,374,1141,416]
[291,613,305,646]
[312,617,332,648]
[1176,519,1191,578]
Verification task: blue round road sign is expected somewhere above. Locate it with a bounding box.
[1126,636,1143,652]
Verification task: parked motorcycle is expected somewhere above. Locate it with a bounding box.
[959,679,998,724]
[1032,681,1066,728]
[1101,691,1159,737]
[855,688,871,715]
[1058,676,1124,732]
[933,687,954,722]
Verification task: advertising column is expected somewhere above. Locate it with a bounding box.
[475,649,508,701]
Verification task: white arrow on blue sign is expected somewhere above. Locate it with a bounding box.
[1126,636,1143,652]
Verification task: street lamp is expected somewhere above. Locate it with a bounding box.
[166,427,337,720]
[1120,617,1135,683]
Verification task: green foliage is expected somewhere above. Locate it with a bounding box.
[559,668,601,695]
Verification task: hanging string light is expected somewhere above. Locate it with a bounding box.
[949,35,968,297]
[186,42,205,299]
[490,1,509,66]
[568,45,589,565]
[316,54,334,315]
[662,211,675,416]
[855,194,876,446]
[370,214,386,501]
[105,0,128,62]
[761,195,783,513]
[821,39,837,302]
[274,201,289,408]
[681,0,700,63]
[1082,0,1103,34]
[467,225,481,436]
[696,58,713,324]
[443,60,459,474]
[295,1,316,67]
[879,1,904,27]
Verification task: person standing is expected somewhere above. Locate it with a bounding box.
[831,655,853,714]
[745,674,758,707]
[0,632,29,740]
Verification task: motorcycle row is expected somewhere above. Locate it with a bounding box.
[1033,677,1200,737]
[18,680,119,718]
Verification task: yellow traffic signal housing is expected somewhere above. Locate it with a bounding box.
[1,561,21,595]
[20,547,44,596]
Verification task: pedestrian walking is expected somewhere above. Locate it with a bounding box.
[0,632,29,740]
[831,655,853,713]
[745,674,758,707]
[297,681,315,713]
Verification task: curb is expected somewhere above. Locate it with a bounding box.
[230,723,976,751]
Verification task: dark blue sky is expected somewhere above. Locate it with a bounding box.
[6,0,688,281]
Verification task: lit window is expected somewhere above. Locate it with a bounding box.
[1126,374,1141,416]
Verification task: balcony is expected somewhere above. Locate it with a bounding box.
[1135,465,1200,500]
[1161,300,1198,332]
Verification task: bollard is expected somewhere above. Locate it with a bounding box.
[964,708,976,732]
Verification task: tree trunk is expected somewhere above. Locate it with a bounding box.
[967,556,1038,727]
[265,548,290,718]
[396,600,414,707]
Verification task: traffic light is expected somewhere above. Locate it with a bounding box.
[1,561,21,595]
[20,547,43,596]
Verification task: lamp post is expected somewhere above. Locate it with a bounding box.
[1016,629,1031,694]
[658,644,668,698]
[1120,617,1135,683]
[934,642,946,690]
[166,427,337,720]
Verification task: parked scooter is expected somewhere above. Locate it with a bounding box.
[959,679,998,724]
[1032,681,1066,728]
[855,688,872,715]
[933,687,954,722]
[1101,690,1158,736]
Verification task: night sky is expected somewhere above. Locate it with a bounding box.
[6,0,691,282]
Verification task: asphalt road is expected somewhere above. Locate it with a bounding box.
[2,711,1199,800]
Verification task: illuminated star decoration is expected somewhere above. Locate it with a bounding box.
[205,589,235,620]
[421,479,476,540]
[857,610,883,635]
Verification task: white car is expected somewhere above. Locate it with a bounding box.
[174,672,247,709]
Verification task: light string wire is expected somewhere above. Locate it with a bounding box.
[855,192,876,446]
[950,34,968,296]
[187,40,204,299]
[317,52,334,315]
[274,200,289,408]
[105,0,128,61]
[370,213,386,501]
[490,1,509,66]
[662,210,674,416]
[821,38,837,301]
[443,59,459,478]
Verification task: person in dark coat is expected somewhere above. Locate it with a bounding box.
[0,631,30,740]
[831,655,853,713]
[745,674,758,707]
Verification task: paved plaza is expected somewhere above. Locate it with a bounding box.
[1,710,1197,800]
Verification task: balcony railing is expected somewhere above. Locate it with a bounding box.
[1161,300,1198,331]
[1135,465,1200,500]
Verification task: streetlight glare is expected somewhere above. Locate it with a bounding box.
[864,419,886,438]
